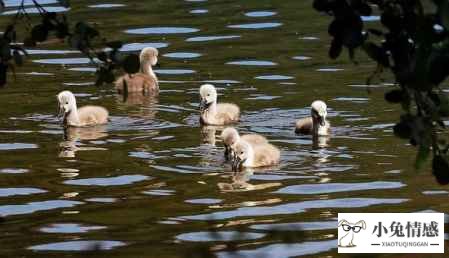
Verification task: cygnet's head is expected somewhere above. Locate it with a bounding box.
[199,84,217,111]
[311,100,327,126]
[140,47,158,66]
[232,140,251,171]
[57,90,76,117]
[221,127,240,146]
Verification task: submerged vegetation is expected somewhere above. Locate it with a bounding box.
[314,0,449,183]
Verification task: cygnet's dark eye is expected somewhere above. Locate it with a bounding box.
[66,102,68,105]
[207,94,210,96]
[240,151,244,154]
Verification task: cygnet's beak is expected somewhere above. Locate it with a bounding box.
[224,145,235,161]
[313,110,326,126]
[317,115,326,126]
[232,156,243,172]
[57,105,65,120]
[199,99,210,112]
[224,145,231,161]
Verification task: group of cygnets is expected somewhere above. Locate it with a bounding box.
[56,47,330,171]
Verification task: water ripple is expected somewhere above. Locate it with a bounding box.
[274,181,406,195]
[28,240,126,251]
[0,200,83,216]
[39,223,107,233]
[186,35,240,42]
[250,220,336,231]
[181,198,408,221]
[0,143,38,150]
[216,239,336,258]
[64,175,150,186]
[125,27,200,34]
[228,22,282,29]
[176,231,265,242]
[0,187,47,197]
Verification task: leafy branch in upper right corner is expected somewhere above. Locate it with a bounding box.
[313,0,449,184]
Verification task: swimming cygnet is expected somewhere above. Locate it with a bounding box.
[57,90,109,127]
[221,127,267,160]
[295,100,330,136]
[232,140,280,171]
[115,47,159,94]
[199,84,240,125]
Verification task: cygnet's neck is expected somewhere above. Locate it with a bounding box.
[205,101,217,116]
[312,117,329,136]
[141,61,157,79]
[243,145,255,167]
[65,103,80,126]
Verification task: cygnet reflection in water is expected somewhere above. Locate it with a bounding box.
[218,170,282,192]
[59,126,108,158]
[114,93,159,120]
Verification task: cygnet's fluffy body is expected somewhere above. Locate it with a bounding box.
[199,84,240,125]
[57,91,109,127]
[221,127,267,160]
[115,47,159,94]
[295,100,330,136]
[232,140,280,171]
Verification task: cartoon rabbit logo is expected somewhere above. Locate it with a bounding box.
[338,219,366,247]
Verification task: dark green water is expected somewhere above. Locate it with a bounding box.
[0,0,448,257]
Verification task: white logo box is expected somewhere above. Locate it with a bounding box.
[338,213,444,253]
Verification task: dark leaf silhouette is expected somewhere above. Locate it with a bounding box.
[0,64,7,87]
[57,0,70,8]
[31,24,49,42]
[122,54,140,74]
[329,38,343,59]
[385,89,404,103]
[432,154,449,185]
[13,50,23,66]
[314,0,449,181]
[106,41,123,49]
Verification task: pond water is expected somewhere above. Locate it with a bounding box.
[0,0,448,257]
